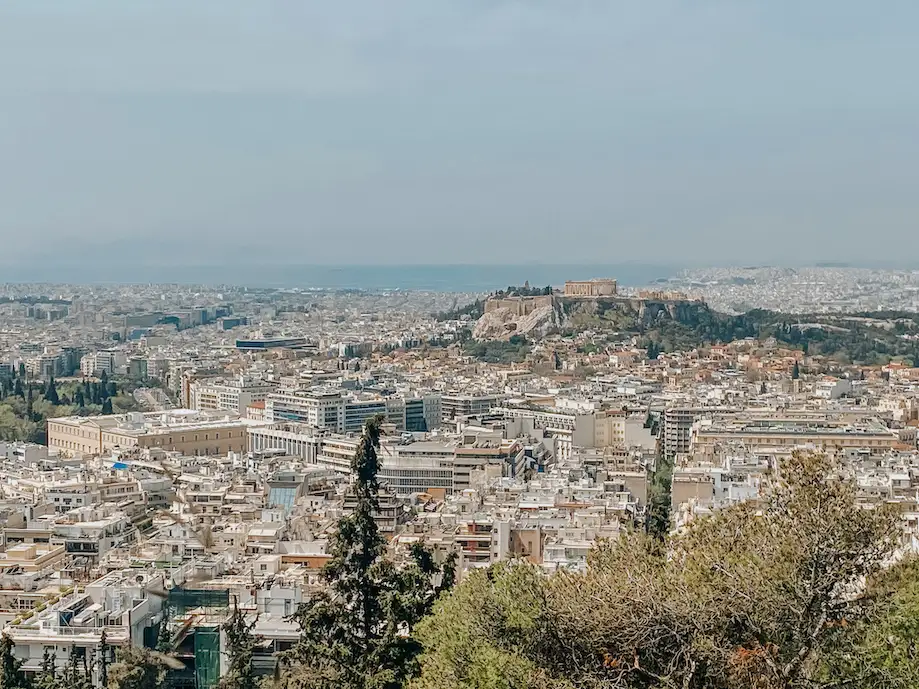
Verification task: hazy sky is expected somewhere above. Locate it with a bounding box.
[1,1,917,266]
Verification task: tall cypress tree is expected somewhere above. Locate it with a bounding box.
[44,376,60,405]
[287,415,386,688]
[97,629,111,689]
[33,647,58,689]
[0,634,28,689]
[284,416,455,689]
[218,599,260,689]
[62,646,86,689]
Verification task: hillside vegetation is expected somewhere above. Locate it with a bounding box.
[435,285,553,322]
[465,294,919,365]
[412,453,914,689]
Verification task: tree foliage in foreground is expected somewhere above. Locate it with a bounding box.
[413,452,906,689]
[107,647,166,689]
[0,635,28,689]
[219,599,262,689]
[280,416,456,689]
[822,556,919,688]
[0,632,169,689]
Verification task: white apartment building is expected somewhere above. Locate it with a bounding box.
[6,569,164,678]
[265,388,440,434]
[80,350,125,377]
[44,482,101,513]
[25,352,64,379]
[190,376,276,415]
[814,377,852,400]
[248,426,517,497]
[146,357,169,379]
[441,393,503,421]
[53,508,136,561]
[0,442,49,465]
[498,406,626,461]
[266,388,352,429]
[248,423,323,461]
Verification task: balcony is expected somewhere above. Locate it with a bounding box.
[7,623,130,645]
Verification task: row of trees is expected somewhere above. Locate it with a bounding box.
[0,634,170,689]
[2,377,116,410]
[0,370,140,443]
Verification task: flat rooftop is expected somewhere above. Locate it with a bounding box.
[52,409,269,436]
[697,417,895,436]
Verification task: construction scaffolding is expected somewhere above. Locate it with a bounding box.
[194,626,221,689]
[163,588,229,689]
[168,587,230,612]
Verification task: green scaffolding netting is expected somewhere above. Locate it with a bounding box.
[162,588,229,689]
[167,587,230,612]
[194,625,221,689]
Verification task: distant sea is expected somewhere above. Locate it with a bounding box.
[2,263,682,292]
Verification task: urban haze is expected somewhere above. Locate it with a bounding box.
[2,1,919,274]
[1,3,919,689]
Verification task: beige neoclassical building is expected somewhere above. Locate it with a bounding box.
[47,409,262,457]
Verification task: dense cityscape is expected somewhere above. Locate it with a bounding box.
[0,270,917,687]
[4,0,919,686]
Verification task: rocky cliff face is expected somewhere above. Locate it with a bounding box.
[473,297,565,340]
[472,295,711,341]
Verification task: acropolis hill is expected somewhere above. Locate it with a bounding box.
[473,279,702,341]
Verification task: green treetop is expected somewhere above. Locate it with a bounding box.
[43,377,60,405]
[282,416,455,689]
[413,452,900,689]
